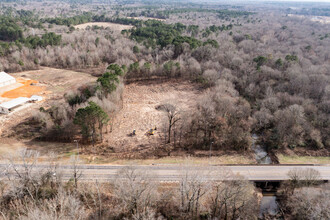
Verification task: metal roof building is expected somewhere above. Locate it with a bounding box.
[0,97,30,114]
[30,95,43,102]
[0,72,16,88]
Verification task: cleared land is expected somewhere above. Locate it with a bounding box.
[86,80,255,162]
[1,78,255,164]
[74,22,133,31]
[102,80,201,156]
[8,67,96,99]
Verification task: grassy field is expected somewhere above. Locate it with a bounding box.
[277,154,330,164]
[74,22,133,31]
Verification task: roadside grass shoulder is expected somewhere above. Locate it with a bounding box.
[277,154,330,164]
[83,155,256,165]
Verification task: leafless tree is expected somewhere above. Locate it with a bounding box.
[70,155,82,189]
[208,178,259,220]
[288,168,321,190]
[158,102,181,144]
[21,188,86,220]
[112,166,159,217]
[177,167,211,218]
[286,184,330,220]
[206,169,259,220]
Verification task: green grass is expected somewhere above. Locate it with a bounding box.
[277,154,330,164]
[63,151,78,157]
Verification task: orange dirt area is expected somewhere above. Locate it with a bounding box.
[1,78,45,98]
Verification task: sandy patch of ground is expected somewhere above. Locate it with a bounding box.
[74,22,133,31]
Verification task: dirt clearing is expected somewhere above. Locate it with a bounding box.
[102,80,201,155]
[9,67,96,98]
[74,22,133,31]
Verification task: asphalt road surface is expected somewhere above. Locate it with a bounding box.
[2,164,329,181]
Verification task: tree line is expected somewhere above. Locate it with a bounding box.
[129,8,253,20]
[0,14,62,55]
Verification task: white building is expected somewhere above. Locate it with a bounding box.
[30,95,43,102]
[0,72,16,88]
[0,97,30,114]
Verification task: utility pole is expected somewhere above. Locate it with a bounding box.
[74,140,79,158]
[209,141,213,160]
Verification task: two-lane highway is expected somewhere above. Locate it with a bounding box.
[2,164,328,182]
[1,164,329,181]
[77,165,330,181]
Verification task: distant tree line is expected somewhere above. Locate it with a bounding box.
[128,8,253,19]
[0,16,23,41]
[287,7,330,16]
[0,15,62,55]
[41,12,94,26]
[128,20,219,54]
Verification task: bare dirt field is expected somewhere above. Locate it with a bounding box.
[103,80,201,153]
[74,22,133,31]
[9,67,96,99]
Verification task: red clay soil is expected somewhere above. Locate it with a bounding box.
[1,78,45,98]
